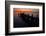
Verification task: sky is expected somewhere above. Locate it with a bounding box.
[13,8,39,16]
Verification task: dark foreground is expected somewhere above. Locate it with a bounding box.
[14,13,39,28]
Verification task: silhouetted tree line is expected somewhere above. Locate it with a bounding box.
[19,13,39,27]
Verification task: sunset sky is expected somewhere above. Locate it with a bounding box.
[14,8,32,16]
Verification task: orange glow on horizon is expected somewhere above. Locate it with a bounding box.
[16,9,32,12]
[14,9,32,16]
